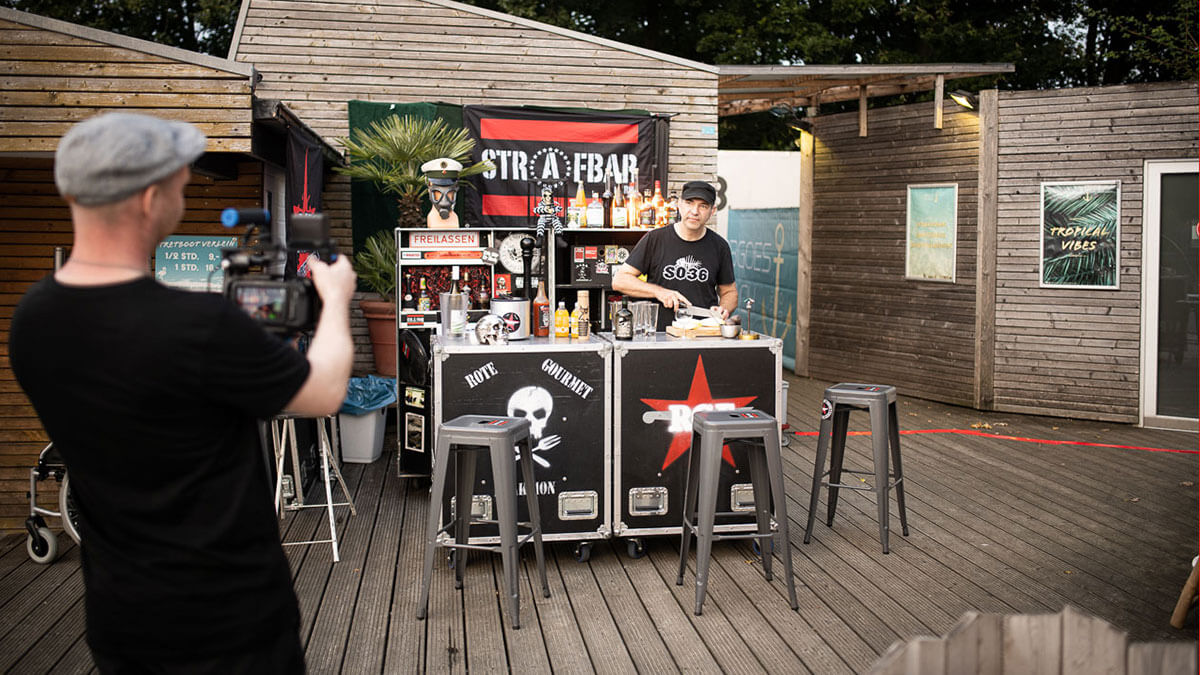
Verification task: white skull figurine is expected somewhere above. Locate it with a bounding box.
[507,386,553,440]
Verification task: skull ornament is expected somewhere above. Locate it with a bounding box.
[507,386,553,440]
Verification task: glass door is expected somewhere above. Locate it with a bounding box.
[1141,160,1199,427]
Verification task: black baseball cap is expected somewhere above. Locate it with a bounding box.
[680,180,716,205]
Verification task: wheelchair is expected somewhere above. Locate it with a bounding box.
[25,443,81,564]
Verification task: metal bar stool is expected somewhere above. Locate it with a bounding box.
[803,383,909,554]
[417,415,550,629]
[271,414,357,562]
[677,408,799,615]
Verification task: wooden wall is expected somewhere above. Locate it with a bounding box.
[0,11,254,152]
[0,158,264,533]
[991,82,1199,422]
[231,0,719,376]
[808,103,981,406]
[230,0,719,196]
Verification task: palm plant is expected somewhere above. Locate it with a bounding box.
[335,115,493,227]
[354,230,398,303]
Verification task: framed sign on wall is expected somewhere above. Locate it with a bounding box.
[1040,181,1121,289]
[905,184,958,282]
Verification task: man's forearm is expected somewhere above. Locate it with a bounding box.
[612,270,658,299]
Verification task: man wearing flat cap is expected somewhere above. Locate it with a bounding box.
[613,180,737,327]
[9,113,357,672]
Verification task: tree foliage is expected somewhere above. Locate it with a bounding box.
[1,0,239,56]
[466,0,1197,148]
[6,0,1194,149]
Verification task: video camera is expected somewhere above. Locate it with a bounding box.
[219,208,337,335]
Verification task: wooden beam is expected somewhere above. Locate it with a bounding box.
[973,88,998,410]
[934,74,944,129]
[718,96,810,116]
[794,128,814,376]
[858,85,867,137]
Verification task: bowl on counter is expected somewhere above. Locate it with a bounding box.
[720,323,741,339]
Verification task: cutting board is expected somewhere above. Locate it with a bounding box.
[665,324,723,339]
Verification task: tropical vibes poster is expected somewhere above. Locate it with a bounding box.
[1040,182,1120,288]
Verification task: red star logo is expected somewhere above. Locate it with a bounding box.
[640,355,757,471]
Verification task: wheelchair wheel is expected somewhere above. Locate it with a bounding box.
[60,472,81,545]
[26,526,58,564]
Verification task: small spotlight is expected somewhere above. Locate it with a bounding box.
[949,90,978,110]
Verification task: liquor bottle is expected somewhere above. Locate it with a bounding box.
[627,181,640,227]
[416,277,432,311]
[614,297,634,340]
[586,191,605,230]
[602,168,614,228]
[652,180,666,226]
[477,280,490,309]
[567,182,586,228]
[638,189,656,227]
[402,291,415,310]
[611,181,628,228]
[448,266,466,336]
[532,279,550,337]
[553,300,570,338]
[664,192,680,225]
[573,302,588,338]
[575,290,590,339]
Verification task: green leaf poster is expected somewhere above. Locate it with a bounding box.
[1040,181,1120,289]
[906,184,957,282]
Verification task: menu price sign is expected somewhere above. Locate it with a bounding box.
[905,184,957,282]
[1040,181,1120,289]
[155,235,237,292]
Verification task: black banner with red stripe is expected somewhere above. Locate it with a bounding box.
[464,105,666,228]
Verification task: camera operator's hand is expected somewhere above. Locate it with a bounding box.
[308,255,356,308]
[284,254,356,418]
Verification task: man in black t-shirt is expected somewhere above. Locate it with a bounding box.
[613,180,737,328]
[9,113,357,673]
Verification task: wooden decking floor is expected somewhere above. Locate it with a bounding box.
[1,375,1196,673]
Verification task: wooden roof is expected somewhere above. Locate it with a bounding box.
[718,63,1015,116]
[0,6,257,153]
[229,0,719,76]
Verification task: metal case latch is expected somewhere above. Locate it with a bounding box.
[730,483,756,512]
[628,487,669,516]
[558,491,599,520]
[450,494,494,522]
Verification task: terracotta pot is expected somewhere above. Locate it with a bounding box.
[360,299,397,378]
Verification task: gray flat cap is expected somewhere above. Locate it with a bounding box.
[55,113,207,206]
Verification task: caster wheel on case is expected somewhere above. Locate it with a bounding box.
[573,542,592,563]
[626,538,646,559]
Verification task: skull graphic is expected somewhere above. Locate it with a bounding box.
[507,386,553,439]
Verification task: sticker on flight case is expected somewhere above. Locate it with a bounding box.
[820,398,833,420]
[405,412,425,453]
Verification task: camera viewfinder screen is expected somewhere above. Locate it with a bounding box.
[236,285,287,322]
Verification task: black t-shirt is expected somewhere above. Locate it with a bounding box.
[624,225,735,328]
[9,275,310,659]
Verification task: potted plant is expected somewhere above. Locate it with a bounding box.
[354,230,399,377]
[335,115,493,228]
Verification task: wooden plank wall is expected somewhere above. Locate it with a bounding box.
[992,82,1200,422]
[0,15,254,152]
[230,0,719,200]
[231,0,719,376]
[0,158,264,533]
[808,103,981,406]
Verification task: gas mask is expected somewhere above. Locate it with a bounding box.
[427,176,459,219]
